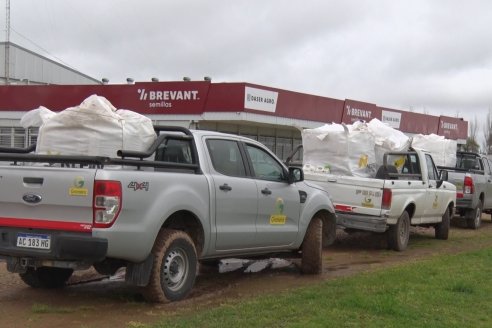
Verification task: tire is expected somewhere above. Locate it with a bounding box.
[19,267,73,289]
[466,201,482,230]
[322,214,337,248]
[301,216,323,274]
[435,208,450,240]
[142,229,197,303]
[387,211,410,251]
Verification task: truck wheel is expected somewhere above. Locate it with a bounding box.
[322,214,337,248]
[142,229,197,303]
[466,202,482,229]
[301,216,323,274]
[435,208,450,240]
[19,267,73,288]
[387,211,410,251]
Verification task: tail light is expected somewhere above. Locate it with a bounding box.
[93,180,122,228]
[382,188,392,210]
[464,176,474,194]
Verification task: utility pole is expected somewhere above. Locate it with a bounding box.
[5,0,10,84]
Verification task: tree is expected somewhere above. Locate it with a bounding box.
[464,137,480,153]
[464,116,480,153]
[483,109,492,155]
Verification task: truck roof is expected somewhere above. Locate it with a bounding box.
[190,129,260,144]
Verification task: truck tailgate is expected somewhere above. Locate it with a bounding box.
[0,166,96,232]
[446,172,464,193]
[305,173,385,216]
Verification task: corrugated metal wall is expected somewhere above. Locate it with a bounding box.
[0,43,100,85]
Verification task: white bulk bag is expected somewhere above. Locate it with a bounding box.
[367,118,411,166]
[302,123,376,177]
[411,134,457,167]
[36,95,156,157]
[20,106,56,128]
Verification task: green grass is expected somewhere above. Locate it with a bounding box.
[30,303,95,314]
[153,247,492,328]
[31,303,74,314]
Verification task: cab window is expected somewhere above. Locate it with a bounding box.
[425,154,438,180]
[207,139,246,177]
[246,144,284,181]
[155,139,192,164]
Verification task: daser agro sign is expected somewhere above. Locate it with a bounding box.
[244,86,278,113]
[381,110,402,129]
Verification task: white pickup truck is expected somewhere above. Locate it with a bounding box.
[0,127,336,303]
[300,149,456,251]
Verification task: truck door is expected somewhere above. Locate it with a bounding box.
[207,139,258,250]
[244,143,301,247]
[423,154,443,221]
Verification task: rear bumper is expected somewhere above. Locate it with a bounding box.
[0,227,107,262]
[456,197,473,210]
[336,213,388,233]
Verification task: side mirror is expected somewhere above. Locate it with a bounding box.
[288,167,304,184]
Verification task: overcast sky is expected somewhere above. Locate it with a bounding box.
[3,0,492,138]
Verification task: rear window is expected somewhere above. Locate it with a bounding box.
[456,154,482,170]
[155,139,193,164]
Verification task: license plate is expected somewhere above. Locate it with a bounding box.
[16,233,51,250]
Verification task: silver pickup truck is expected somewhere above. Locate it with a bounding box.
[437,151,492,229]
[0,127,336,303]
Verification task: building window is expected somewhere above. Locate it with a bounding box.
[258,136,275,153]
[240,134,257,141]
[13,128,26,148]
[275,137,293,160]
[0,127,37,148]
[0,127,12,147]
[28,127,38,146]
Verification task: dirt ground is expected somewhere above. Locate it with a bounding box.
[2,216,492,328]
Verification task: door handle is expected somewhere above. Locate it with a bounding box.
[261,188,272,195]
[23,177,44,185]
[219,184,232,191]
